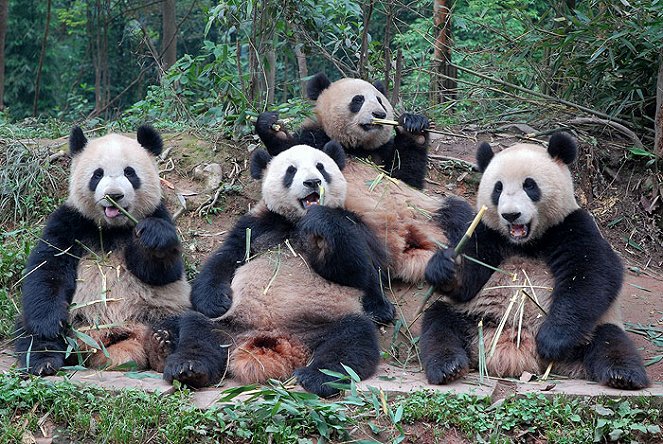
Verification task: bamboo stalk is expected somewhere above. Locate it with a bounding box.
[455,206,487,255]
[371,117,450,136]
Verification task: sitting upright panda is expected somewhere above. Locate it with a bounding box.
[163,143,388,397]
[422,133,649,389]
[246,73,473,300]
[16,126,190,375]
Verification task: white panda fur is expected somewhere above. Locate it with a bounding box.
[255,74,474,286]
[167,143,390,397]
[17,127,190,375]
[421,133,649,390]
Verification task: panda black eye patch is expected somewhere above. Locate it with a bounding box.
[124,166,142,189]
[88,168,104,191]
[316,162,331,184]
[491,181,503,206]
[349,95,365,113]
[523,177,541,202]
[283,165,297,188]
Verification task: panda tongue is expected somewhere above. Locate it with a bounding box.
[105,206,121,218]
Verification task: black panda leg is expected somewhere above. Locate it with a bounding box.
[583,323,649,390]
[14,321,67,376]
[420,301,472,384]
[295,314,379,398]
[146,315,182,372]
[163,311,230,388]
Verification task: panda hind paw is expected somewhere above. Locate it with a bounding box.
[29,355,64,376]
[600,365,650,390]
[294,367,342,398]
[424,352,470,385]
[163,353,222,389]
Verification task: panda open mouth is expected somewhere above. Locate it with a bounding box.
[508,223,531,240]
[103,205,129,219]
[360,123,381,132]
[300,192,320,209]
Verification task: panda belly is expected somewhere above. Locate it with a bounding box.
[225,250,364,333]
[343,161,447,282]
[451,257,554,377]
[72,249,191,328]
[453,256,625,379]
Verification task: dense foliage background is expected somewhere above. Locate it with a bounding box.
[0,0,660,144]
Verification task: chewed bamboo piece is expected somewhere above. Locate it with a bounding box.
[371,117,448,136]
[104,194,138,225]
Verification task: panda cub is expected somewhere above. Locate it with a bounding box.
[250,72,473,292]
[164,143,388,397]
[422,133,649,389]
[16,126,190,375]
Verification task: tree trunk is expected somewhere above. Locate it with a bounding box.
[432,0,456,104]
[294,43,308,98]
[162,0,177,71]
[33,0,51,116]
[392,48,402,106]
[266,49,276,105]
[358,0,375,79]
[383,0,394,92]
[0,0,8,111]
[655,49,663,158]
[89,0,110,116]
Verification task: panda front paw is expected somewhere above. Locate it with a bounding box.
[135,218,180,255]
[425,248,459,294]
[256,111,291,142]
[397,113,429,146]
[191,281,233,318]
[535,320,586,362]
[362,298,395,325]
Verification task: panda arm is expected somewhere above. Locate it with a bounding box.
[426,222,508,302]
[535,209,624,361]
[296,206,394,322]
[191,212,292,317]
[124,202,184,286]
[20,205,87,338]
[255,111,330,155]
[379,137,429,189]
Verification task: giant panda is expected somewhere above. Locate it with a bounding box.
[162,142,389,397]
[421,133,650,389]
[248,73,473,302]
[15,126,190,375]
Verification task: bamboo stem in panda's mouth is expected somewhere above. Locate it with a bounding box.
[104,194,139,225]
[370,117,448,136]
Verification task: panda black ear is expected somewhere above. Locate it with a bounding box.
[137,125,163,156]
[322,141,346,170]
[306,73,331,100]
[69,126,87,156]
[373,80,387,96]
[547,132,577,165]
[476,141,494,172]
[250,149,272,179]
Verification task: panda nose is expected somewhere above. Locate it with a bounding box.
[501,212,521,223]
[372,110,387,119]
[107,193,125,202]
[303,178,321,189]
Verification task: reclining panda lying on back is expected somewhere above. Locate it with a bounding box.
[423,133,649,389]
[163,142,390,397]
[225,73,473,316]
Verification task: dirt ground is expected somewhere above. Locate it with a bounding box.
[152,126,662,385]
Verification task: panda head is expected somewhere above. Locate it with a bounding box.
[307,72,394,151]
[250,141,347,221]
[67,125,163,228]
[476,132,580,244]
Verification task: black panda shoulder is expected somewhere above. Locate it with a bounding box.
[294,122,331,150]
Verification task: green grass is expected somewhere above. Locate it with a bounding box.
[0,370,661,444]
